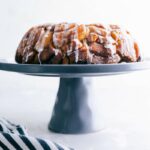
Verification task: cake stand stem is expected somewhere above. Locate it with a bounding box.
[48,77,102,134]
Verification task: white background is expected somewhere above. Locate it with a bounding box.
[0,0,150,149]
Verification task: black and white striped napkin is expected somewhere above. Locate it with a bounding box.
[0,119,73,150]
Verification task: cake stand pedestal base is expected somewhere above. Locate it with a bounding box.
[1,59,150,134]
[48,77,101,134]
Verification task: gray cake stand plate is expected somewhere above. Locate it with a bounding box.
[0,58,150,134]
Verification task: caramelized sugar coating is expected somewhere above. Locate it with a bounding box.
[15,23,141,64]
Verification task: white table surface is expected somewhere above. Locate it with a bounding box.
[0,70,150,150]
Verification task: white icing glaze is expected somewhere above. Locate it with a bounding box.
[53,29,71,48]
[104,44,116,55]
[119,28,136,59]
[54,48,59,56]
[73,39,82,49]
[63,23,70,31]
[53,32,62,47]
[95,28,103,35]
[54,23,71,32]
[99,35,105,44]
[38,52,42,64]
[35,28,45,52]
[67,49,73,56]
[53,23,78,49]
[72,39,81,63]
[47,24,54,30]
[35,29,52,64]
[23,28,37,56]
[104,35,116,55]
[25,52,34,62]
[74,50,79,63]
[72,27,78,39]
[21,23,138,64]
[23,46,29,55]
[106,35,116,44]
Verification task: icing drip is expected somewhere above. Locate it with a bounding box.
[23,28,38,57]
[99,36,105,44]
[38,52,42,64]
[123,30,134,52]
[35,28,52,63]
[17,23,139,64]
[95,28,103,35]
[72,25,78,39]
[74,50,79,63]
[25,52,34,62]
[118,28,136,60]
[54,48,59,56]
[104,36,116,55]
[53,24,78,48]
[73,39,81,63]
[35,28,45,52]
[67,49,73,56]
[53,32,63,47]
[63,23,70,31]
[73,39,82,49]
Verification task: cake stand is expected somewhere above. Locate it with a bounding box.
[0,59,150,134]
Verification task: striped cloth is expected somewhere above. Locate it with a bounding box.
[0,119,73,150]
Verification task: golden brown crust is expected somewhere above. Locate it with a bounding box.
[15,23,141,64]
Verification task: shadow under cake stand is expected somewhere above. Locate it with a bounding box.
[0,59,150,134]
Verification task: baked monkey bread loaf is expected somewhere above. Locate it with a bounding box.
[15,23,141,64]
